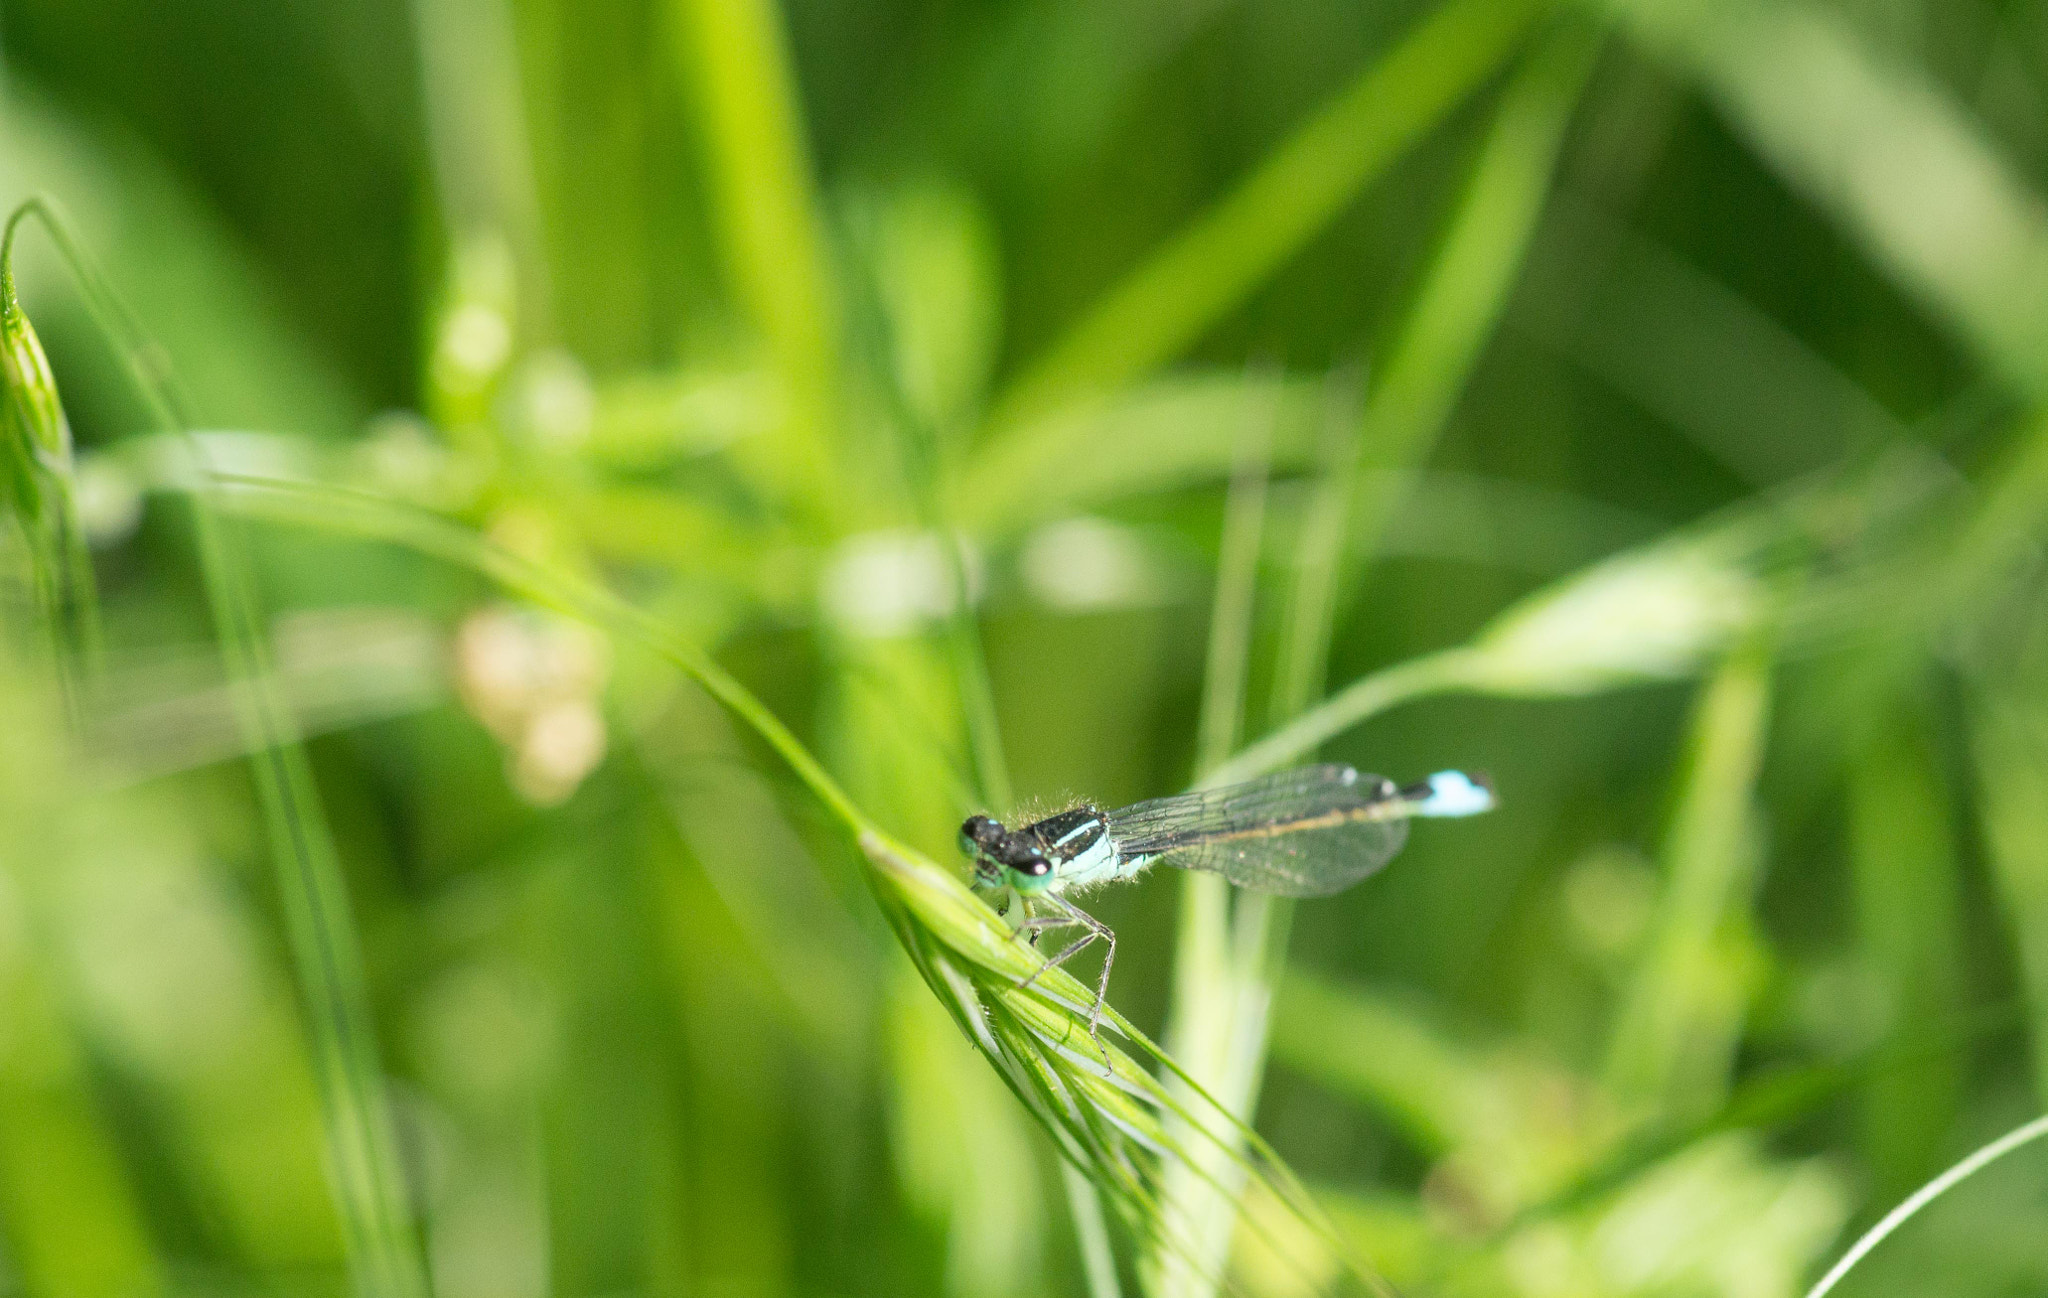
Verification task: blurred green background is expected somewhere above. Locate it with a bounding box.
[5,0,2048,1294]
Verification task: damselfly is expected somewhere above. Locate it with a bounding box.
[960,765,1493,1031]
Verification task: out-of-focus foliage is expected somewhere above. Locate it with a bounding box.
[4,0,2048,1295]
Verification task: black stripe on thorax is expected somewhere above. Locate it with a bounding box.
[1023,807,1107,864]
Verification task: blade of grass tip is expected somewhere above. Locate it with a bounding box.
[1214,488,1780,786]
[989,0,1546,429]
[2,201,104,724]
[1152,375,1276,1298]
[1602,639,1773,1117]
[7,201,431,1298]
[667,0,842,518]
[1804,1112,2048,1298]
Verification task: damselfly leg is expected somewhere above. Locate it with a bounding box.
[1015,895,1117,1038]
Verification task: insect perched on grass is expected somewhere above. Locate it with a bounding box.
[960,764,1495,1030]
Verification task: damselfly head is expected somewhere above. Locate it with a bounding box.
[958,813,1055,890]
[961,814,1005,882]
[961,814,1005,852]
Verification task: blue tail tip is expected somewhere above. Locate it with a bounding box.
[1415,770,1494,818]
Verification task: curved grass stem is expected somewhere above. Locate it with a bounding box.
[1804,1113,2048,1298]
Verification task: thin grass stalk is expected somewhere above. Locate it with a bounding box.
[667,0,842,516]
[1344,24,1602,559]
[1208,647,1491,785]
[186,465,429,1298]
[990,0,1545,427]
[1149,45,1597,1283]
[2,200,432,1298]
[1803,1112,2048,1298]
[1601,0,2048,400]
[1152,380,1277,1295]
[853,252,1122,1294]
[1602,640,1774,1114]
[0,215,160,1295]
[1846,705,1966,1195]
[407,0,552,330]
[1156,376,1365,1298]
[1201,24,1597,787]
[1966,689,2048,1106]
[1062,1164,1125,1298]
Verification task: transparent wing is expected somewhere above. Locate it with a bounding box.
[1103,764,1411,897]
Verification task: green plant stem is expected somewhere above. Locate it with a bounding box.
[220,471,872,837]
[668,0,842,517]
[1804,1112,2048,1298]
[1158,376,1367,1298]
[1206,647,1489,786]
[1345,23,1601,558]
[1063,1164,1125,1298]
[990,0,1544,427]
[6,198,432,1298]
[1153,385,1275,1296]
[1602,0,2048,401]
[1969,690,2048,1105]
[1603,641,1773,1113]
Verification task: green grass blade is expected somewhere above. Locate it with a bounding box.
[1346,23,1601,556]
[990,0,1545,427]
[956,373,1328,536]
[1804,1113,2048,1298]
[667,0,842,513]
[1129,33,1608,1245]
[1967,690,2048,1107]
[1605,0,2048,400]
[183,470,431,1298]
[1153,377,1363,1297]
[215,470,872,836]
[1214,511,1777,785]
[1152,385,1277,1298]
[1603,641,1773,1115]
[0,672,164,1298]
[5,201,431,1298]
[1846,707,1966,1197]
[1063,1163,1126,1298]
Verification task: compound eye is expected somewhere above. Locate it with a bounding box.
[961,815,1006,849]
